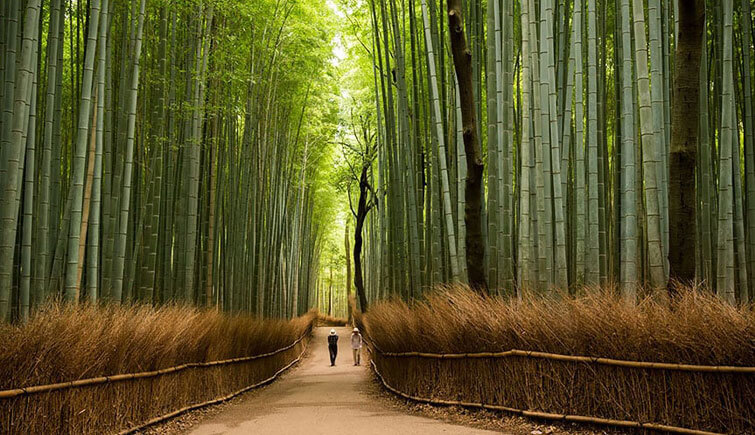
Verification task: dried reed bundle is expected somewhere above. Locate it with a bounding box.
[0,304,315,434]
[364,285,755,433]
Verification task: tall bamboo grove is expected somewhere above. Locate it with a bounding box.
[0,0,338,321]
[356,0,754,304]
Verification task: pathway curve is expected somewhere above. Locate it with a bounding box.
[186,326,496,434]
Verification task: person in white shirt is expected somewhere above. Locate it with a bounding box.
[350,327,363,366]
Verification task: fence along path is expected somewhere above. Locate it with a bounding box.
[368,342,754,435]
[374,348,755,373]
[0,334,310,400]
[187,326,496,435]
[0,326,312,434]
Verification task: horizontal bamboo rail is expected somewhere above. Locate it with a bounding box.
[369,359,724,435]
[0,332,310,399]
[118,337,309,434]
[373,346,755,373]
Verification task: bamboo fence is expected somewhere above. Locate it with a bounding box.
[367,342,754,434]
[374,347,755,373]
[1,330,312,434]
[0,332,309,400]
[118,337,309,434]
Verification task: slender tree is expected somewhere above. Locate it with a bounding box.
[447,0,487,292]
[669,0,705,286]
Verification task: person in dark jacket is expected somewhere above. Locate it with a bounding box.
[327,329,338,366]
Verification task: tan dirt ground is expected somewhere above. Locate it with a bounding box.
[146,327,614,435]
[180,326,495,434]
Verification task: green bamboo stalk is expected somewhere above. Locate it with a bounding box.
[585,0,600,285]
[619,0,638,299]
[500,0,514,293]
[525,0,548,290]
[0,0,20,180]
[20,24,40,321]
[35,0,64,304]
[455,76,467,283]
[64,0,102,302]
[112,0,145,303]
[573,0,586,286]
[540,0,568,289]
[631,0,665,289]
[716,0,736,303]
[0,0,41,320]
[421,0,460,281]
[648,0,669,268]
[487,0,501,290]
[699,32,714,286]
[87,0,111,302]
[184,6,214,302]
[388,0,421,296]
[519,0,535,289]
[733,123,749,301]
[741,0,755,299]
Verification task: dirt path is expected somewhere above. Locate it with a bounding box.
[186,326,496,434]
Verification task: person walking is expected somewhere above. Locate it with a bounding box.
[327,329,339,366]
[351,327,363,366]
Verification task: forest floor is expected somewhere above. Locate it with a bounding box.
[143,327,614,435]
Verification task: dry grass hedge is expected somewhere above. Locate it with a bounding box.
[0,304,315,434]
[363,285,755,433]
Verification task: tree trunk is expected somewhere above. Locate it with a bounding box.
[328,266,333,316]
[353,166,371,313]
[345,222,352,322]
[447,0,487,293]
[669,0,704,286]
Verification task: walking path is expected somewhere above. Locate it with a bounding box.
[186,326,495,434]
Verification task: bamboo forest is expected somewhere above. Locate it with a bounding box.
[0,1,753,434]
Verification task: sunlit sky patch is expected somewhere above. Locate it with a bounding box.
[327,0,347,67]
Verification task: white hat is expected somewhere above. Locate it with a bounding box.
[352,327,359,333]
[330,329,336,335]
